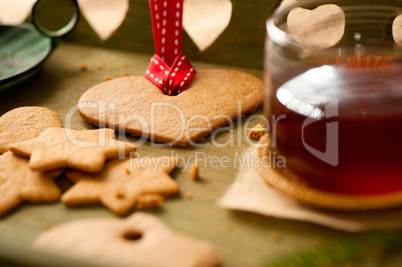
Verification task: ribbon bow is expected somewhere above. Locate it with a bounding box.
[145,0,196,96]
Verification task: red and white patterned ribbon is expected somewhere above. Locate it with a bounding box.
[145,0,196,95]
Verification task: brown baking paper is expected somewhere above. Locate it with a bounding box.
[218,145,402,233]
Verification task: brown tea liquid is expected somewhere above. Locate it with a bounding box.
[268,55,402,195]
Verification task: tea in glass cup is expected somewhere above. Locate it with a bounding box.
[264,0,402,196]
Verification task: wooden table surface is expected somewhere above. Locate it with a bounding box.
[1,43,402,267]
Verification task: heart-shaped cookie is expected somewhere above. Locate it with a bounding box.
[287,4,345,49]
[183,0,232,51]
[78,69,263,147]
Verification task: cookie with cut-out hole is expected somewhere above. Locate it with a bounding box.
[0,152,62,217]
[78,69,264,147]
[10,127,136,173]
[33,213,220,267]
[0,106,63,154]
[61,157,180,215]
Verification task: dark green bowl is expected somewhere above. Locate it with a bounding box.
[0,23,52,92]
[0,0,79,92]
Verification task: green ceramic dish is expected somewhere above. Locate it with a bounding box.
[0,0,79,92]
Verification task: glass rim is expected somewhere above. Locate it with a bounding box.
[266,18,300,49]
[266,0,402,50]
[265,0,323,50]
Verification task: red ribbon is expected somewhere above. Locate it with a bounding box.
[146,0,196,96]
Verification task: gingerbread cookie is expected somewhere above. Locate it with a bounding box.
[34,213,220,267]
[0,152,62,217]
[62,157,180,215]
[78,69,264,147]
[0,106,62,154]
[10,128,136,173]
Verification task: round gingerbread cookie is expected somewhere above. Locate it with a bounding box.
[0,106,63,154]
[78,69,264,147]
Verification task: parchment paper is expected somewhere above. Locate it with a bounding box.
[218,146,402,233]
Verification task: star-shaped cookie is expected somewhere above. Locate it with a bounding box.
[0,106,63,154]
[10,127,136,173]
[62,157,180,215]
[0,152,62,217]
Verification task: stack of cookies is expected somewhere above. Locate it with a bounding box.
[0,106,221,267]
[0,106,181,217]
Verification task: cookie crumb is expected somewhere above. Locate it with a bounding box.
[125,168,130,174]
[189,163,199,181]
[248,124,266,141]
[97,65,103,70]
[43,224,52,231]
[83,128,87,131]
[136,194,164,210]
[79,64,87,71]
[184,192,193,199]
[121,72,129,77]
[103,75,113,81]
[269,231,281,242]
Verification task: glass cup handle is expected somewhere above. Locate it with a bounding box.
[30,0,80,38]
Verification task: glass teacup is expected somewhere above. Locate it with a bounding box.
[265,0,402,196]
